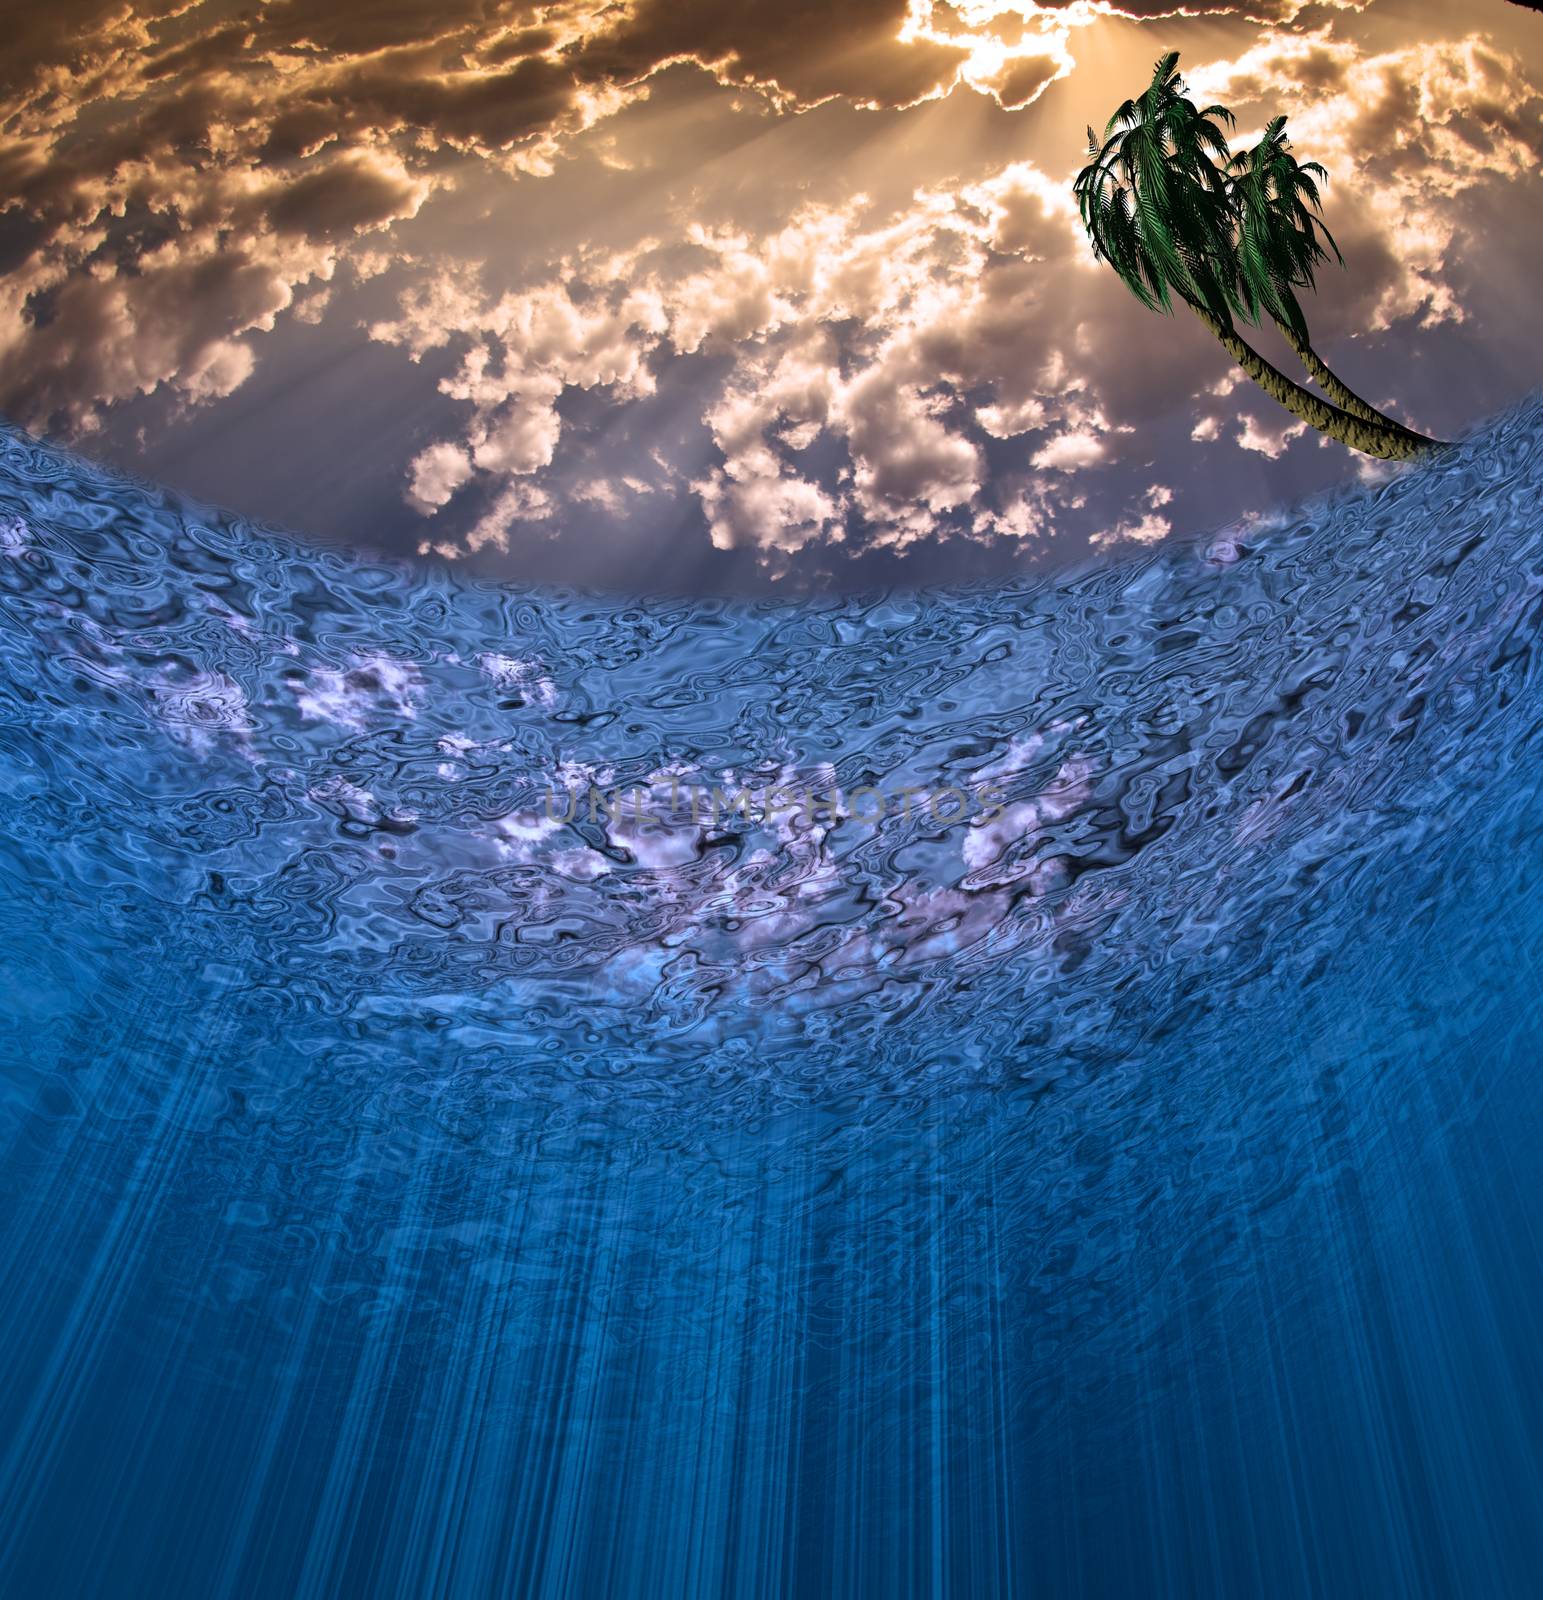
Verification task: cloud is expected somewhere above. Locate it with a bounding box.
[266,150,432,240]
[368,22,1543,565]
[979,52,1066,111]
[694,463,844,555]
[1091,484,1174,549]
[372,159,1220,562]
[1236,414,1309,458]
[0,0,974,435]
[575,0,971,110]
[0,133,435,431]
[1189,32,1543,332]
[2,4,1540,575]
[1032,430,1105,471]
[407,442,476,512]
[1,0,188,101]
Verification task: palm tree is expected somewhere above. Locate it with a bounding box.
[1227,117,1440,448]
[1074,54,1442,462]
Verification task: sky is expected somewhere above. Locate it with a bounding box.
[3,1,1541,592]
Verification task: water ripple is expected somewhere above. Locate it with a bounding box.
[3,404,1543,1595]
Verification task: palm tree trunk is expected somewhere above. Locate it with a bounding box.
[1270,317,1446,447]
[1184,302,1440,461]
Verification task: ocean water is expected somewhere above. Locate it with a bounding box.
[1,402,1542,1598]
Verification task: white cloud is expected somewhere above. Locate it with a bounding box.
[407,442,475,512]
[697,467,844,555]
[1031,430,1105,471]
[1236,414,1310,458]
[1092,485,1176,550]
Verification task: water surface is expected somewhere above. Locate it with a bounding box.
[2,406,1542,1596]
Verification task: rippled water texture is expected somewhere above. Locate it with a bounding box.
[3,404,1543,1597]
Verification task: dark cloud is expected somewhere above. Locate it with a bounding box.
[299,49,589,151]
[1028,0,1321,16]
[258,0,522,56]
[141,24,258,86]
[6,1,971,179]
[481,26,563,67]
[570,0,970,109]
[0,0,185,96]
[266,150,430,238]
[990,54,1064,111]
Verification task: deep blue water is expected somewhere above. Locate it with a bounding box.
[2,403,1543,1597]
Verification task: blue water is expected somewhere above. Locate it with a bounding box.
[2,403,1543,1598]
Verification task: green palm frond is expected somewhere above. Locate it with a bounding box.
[1071,54,1444,456]
[1072,51,1243,326]
[1223,113,1344,338]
